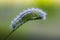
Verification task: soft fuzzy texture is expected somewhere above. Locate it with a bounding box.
[11,8,47,30]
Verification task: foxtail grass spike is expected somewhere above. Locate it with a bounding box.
[11,8,47,30]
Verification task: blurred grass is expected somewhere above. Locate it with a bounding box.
[0,0,60,40]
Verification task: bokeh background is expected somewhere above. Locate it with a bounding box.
[0,0,60,40]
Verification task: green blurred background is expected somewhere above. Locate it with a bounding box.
[0,0,60,40]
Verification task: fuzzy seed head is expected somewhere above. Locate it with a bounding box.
[11,8,47,30]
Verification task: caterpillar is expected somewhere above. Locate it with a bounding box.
[11,8,47,30]
[4,8,47,40]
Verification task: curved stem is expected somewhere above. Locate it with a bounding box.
[4,30,15,40]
